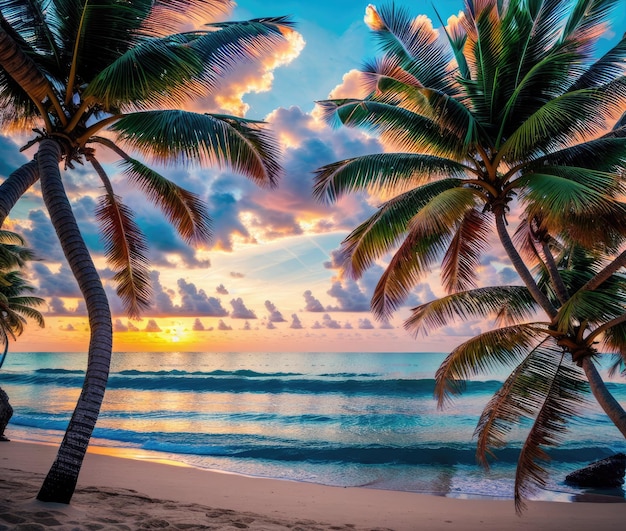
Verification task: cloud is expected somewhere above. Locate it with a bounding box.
[127,321,140,332]
[217,319,232,331]
[242,321,252,331]
[358,318,375,329]
[149,271,228,317]
[113,319,128,332]
[46,296,73,315]
[290,313,304,329]
[303,290,325,312]
[0,135,30,176]
[144,319,162,332]
[16,210,65,262]
[216,284,229,295]
[178,278,229,316]
[230,271,245,278]
[379,318,395,330]
[192,318,205,331]
[326,279,370,311]
[265,300,286,322]
[59,323,76,332]
[230,297,257,319]
[266,321,276,330]
[32,263,81,298]
[321,313,341,329]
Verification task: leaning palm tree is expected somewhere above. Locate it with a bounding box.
[0,0,291,502]
[408,240,626,509]
[314,0,626,510]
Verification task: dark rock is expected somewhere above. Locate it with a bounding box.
[565,453,626,488]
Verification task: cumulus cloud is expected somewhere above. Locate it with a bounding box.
[321,313,341,329]
[178,278,229,316]
[217,319,232,331]
[265,300,286,322]
[144,319,162,332]
[290,313,303,329]
[242,321,252,331]
[59,323,75,332]
[326,279,370,311]
[149,272,228,317]
[230,297,257,319]
[379,318,395,330]
[303,290,325,312]
[358,318,375,329]
[230,271,245,278]
[266,321,276,329]
[216,284,229,295]
[46,296,73,315]
[192,318,205,331]
[127,321,140,332]
[32,263,81,298]
[114,319,128,332]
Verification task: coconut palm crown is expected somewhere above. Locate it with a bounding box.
[314,0,626,511]
[0,0,292,503]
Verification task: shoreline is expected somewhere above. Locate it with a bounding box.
[1,441,626,530]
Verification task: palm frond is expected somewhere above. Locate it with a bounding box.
[552,287,626,333]
[312,153,468,203]
[95,192,151,319]
[368,3,457,93]
[520,167,622,217]
[139,0,233,36]
[560,0,622,46]
[569,33,626,90]
[434,323,548,407]
[83,35,204,111]
[441,208,491,292]
[512,350,588,512]
[315,99,467,158]
[500,88,621,161]
[371,187,479,317]
[119,157,211,245]
[111,110,282,186]
[405,285,538,337]
[339,179,464,280]
[6,300,45,327]
[53,0,154,85]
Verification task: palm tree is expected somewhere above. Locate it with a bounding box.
[0,230,45,440]
[314,0,626,510]
[0,0,291,502]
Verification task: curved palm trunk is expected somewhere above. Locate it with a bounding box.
[35,139,112,504]
[494,210,556,317]
[0,160,39,227]
[582,357,626,438]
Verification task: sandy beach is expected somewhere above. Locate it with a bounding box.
[0,441,624,530]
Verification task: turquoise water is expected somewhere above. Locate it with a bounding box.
[2,351,626,501]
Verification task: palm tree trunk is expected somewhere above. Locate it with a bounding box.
[0,159,39,227]
[35,139,113,504]
[581,357,626,438]
[494,209,557,317]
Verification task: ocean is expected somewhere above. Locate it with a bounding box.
[2,351,626,502]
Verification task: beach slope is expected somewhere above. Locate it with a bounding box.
[1,441,624,530]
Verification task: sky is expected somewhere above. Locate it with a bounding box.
[2,0,626,353]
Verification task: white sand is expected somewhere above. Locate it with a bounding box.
[1,440,625,530]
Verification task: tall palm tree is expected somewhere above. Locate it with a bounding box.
[0,0,291,502]
[0,230,45,441]
[314,0,626,510]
